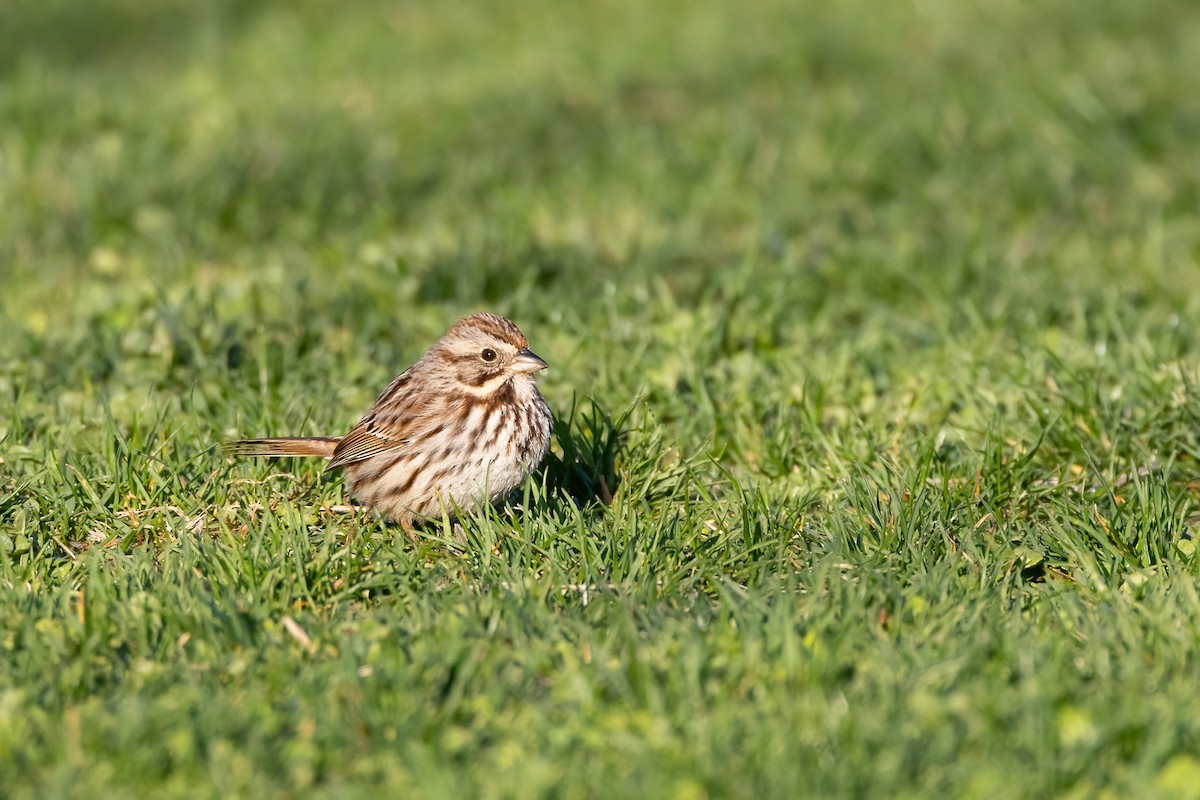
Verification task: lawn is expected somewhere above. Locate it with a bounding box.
[3,0,1200,796]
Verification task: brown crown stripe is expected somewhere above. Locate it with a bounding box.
[447,313,528,348]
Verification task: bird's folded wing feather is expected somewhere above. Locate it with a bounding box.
[327,422,408,470]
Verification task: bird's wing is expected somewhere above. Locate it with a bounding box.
[325,367,426,471]
[326,421,408,470]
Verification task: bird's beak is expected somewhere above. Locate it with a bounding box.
[512,348,549,374]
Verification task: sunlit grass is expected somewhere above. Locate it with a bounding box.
[3,0,1200,796]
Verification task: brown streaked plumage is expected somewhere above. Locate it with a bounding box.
[226,313,552,535]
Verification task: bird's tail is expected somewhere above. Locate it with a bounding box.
[224,436,341,459]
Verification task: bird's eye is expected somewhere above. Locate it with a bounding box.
[481,348,497,362]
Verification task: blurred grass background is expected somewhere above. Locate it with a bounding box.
[2,0,1200,796]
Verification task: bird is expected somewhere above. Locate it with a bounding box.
[226,313,552,534]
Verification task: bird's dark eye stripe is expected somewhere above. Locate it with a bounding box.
[481,348,497,362]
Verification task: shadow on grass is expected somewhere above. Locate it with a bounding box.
[540,395,629,512]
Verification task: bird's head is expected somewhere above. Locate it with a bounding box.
[434,313,548,395]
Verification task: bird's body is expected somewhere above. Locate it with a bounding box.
[228,313,552,530]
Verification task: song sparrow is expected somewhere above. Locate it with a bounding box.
[227,313,552,532]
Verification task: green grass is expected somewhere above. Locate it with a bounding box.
[3,0,1200,796]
